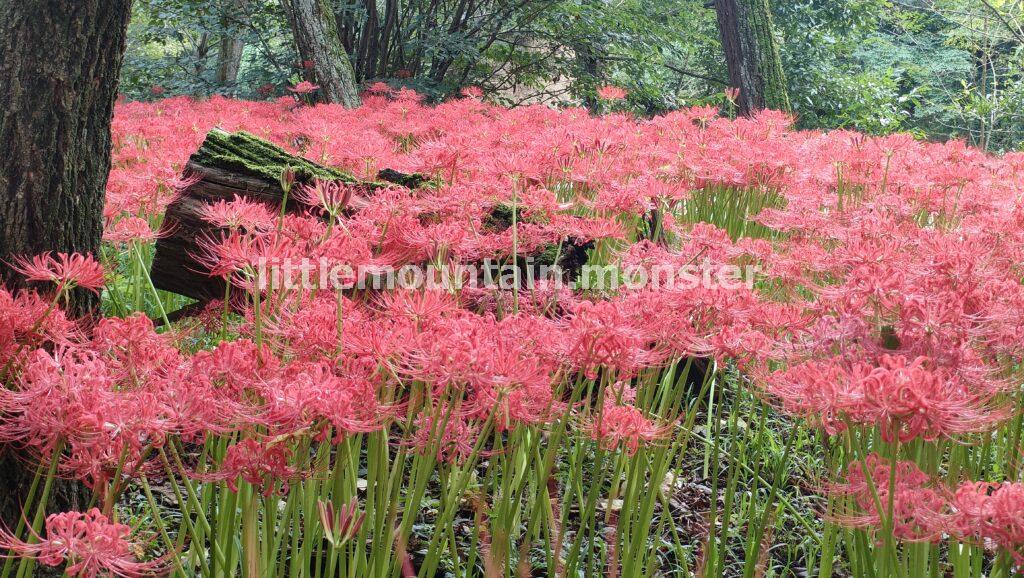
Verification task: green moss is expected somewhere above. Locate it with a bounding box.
[191,129,361,186]
[483,203,550,232]
[534,243,561,267]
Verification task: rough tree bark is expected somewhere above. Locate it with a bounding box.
[281,0,362,107]
[215,0,248,85]
[216,38,245,85]
[0,0,132,531]
[713,0,789,115]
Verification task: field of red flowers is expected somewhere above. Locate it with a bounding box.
[2,85,1024,577]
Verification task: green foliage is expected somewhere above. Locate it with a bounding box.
[122,0,297,100]
[121,0,1024,149]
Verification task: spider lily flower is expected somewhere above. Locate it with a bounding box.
[831,454,951,542]
[318,498,365,548]
[597,85,628,101]
[295,179,354,218]
[201,195,276,233]
[952,481,1024,562]
[585,390,676,456]
[0,508,169,577]
[103,217,164,245]
[10,252,105,294]
[288,81,319,95]
[201,438,301,497]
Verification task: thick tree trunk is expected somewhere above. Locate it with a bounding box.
[0,0,132,531]
[713,0,789,115]
[282,0,362,107]
[0,0,130,280]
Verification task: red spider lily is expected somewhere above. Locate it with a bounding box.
[201,195,276,232]
[295,179,354,217]
[561,300,663,379]
[0,508,169,577]
[256,360,388,440]
[365,82,392,96]
[103,217,163,245]
[767,354,1007,442]
[288,81,319,95]
[407,414,479,464]
[952,481,1024,561]
[832,454,951,542]
[202,438,300,497]
[318,498,365,547]
[0,287,76,366]
[10,252,105,294]
[597,85,628,101]
[0,340,197,487]
[467,348,561,430]
[724,87,740,104]
[585,392,675,455]
[193,230,296,288]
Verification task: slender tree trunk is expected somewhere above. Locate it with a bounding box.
[0,0,132,532]
[195,31,213,77]
[713,0,789,115]
[215,0,248,86]
[216,38,246,85]
[282,0,362,107]
[575,42,605,112]
[377,0,400,78]
[356,0,380,82]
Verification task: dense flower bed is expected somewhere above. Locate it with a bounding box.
[2,86,1024,576]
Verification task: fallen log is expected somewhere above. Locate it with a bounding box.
[150,128,418,301]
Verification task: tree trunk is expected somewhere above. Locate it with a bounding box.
[713,0,789,115]
[0,0,130,289]
[216,38,246,85]
[0,0,132,531]
[355,0,380,82]
[215,0,248,86]
[282,0,362,107]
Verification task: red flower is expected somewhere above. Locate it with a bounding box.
[295,179,355,217]
[832,454,951,542]
[201,195,276,232]
[288,81,319,95]
[104,216,162,244]
[724,87,740,104]
[585,387,675,455]
[597,85,627,101]
[0,508,169,577]
[318,498,365,547]
[952,481,1024,561]
[10,252,105,293]
[203,438,300,497]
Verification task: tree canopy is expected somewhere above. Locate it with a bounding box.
[120,0,1024,149]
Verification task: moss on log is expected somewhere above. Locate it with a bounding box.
[191,129,355,185]
[150,129,421,301]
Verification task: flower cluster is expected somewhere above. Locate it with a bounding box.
[0,508,166,577]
